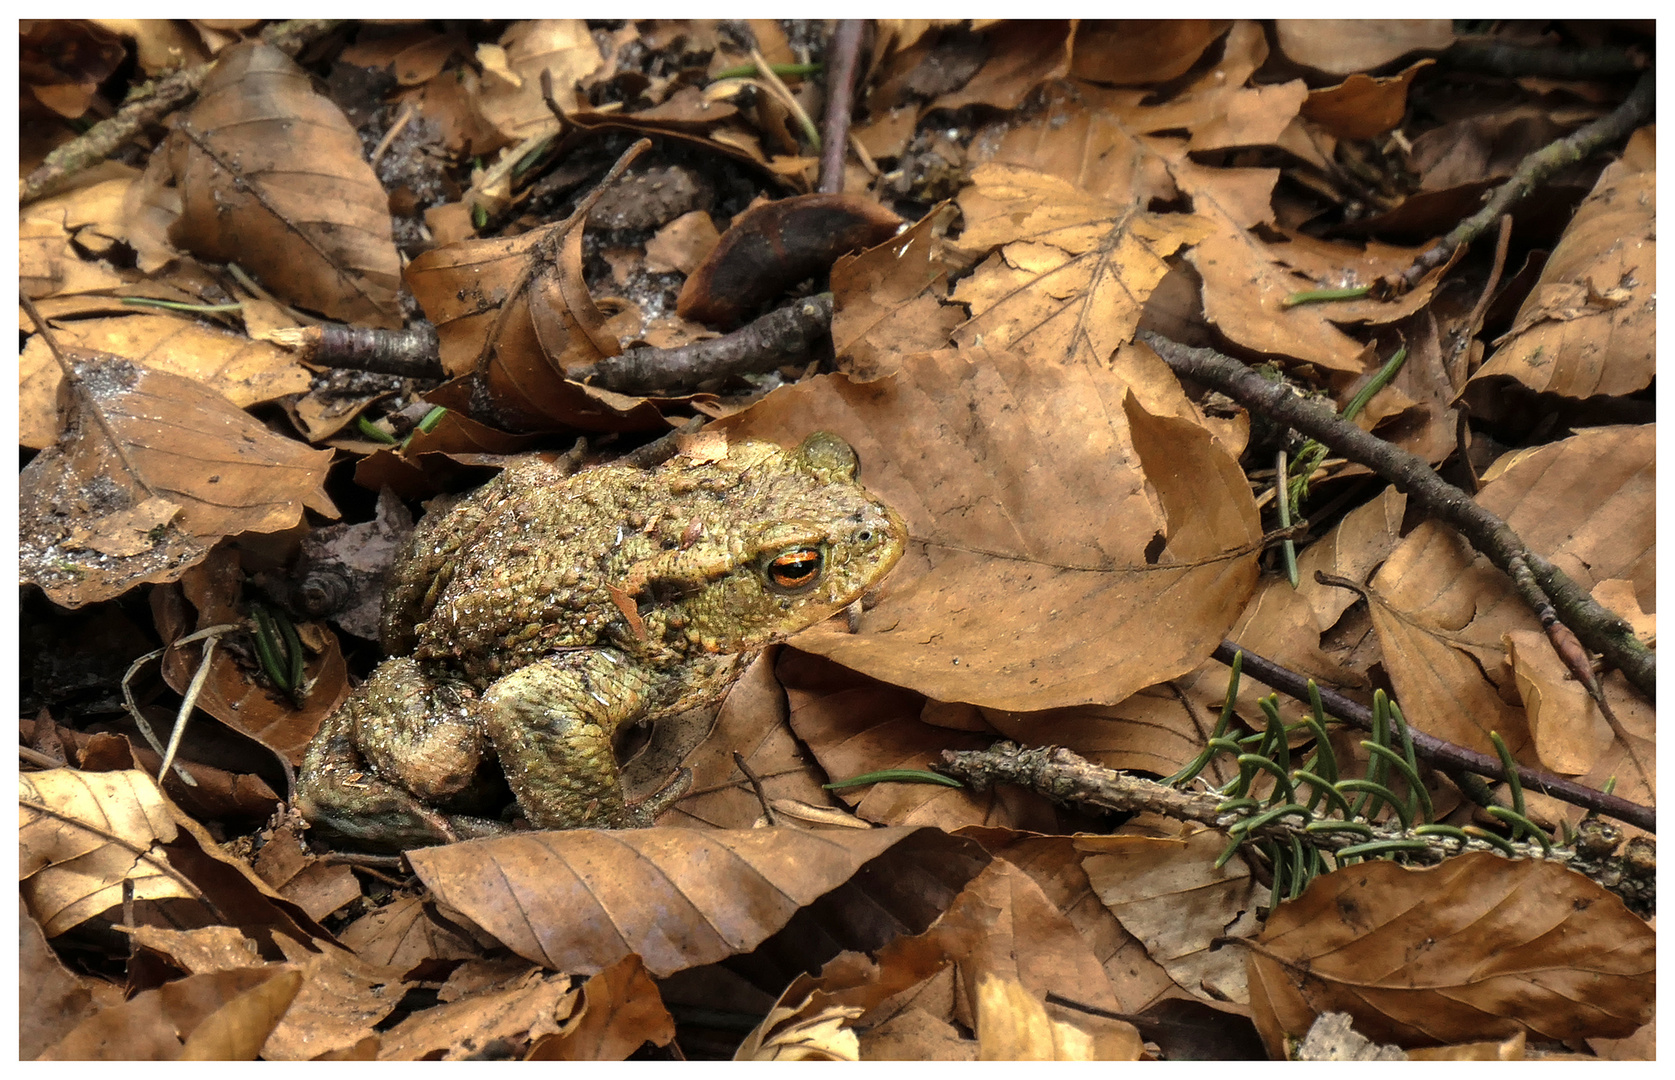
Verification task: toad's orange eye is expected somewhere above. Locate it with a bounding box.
[765,547,823,592]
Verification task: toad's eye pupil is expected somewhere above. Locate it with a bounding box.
[768,548,822,590]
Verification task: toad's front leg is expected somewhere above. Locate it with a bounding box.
[480,649,673,830]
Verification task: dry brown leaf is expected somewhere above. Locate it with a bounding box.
[1302,61,1435,141]
[469,20,603,145]
[38,966,285,1060]
[972,832,1190,1013]
[935,20,1071,112]
[1294,486,1408,632]
[405,221,671,433]
[1188,232,1370,372]
[642,209,721,276]
[1078,828,1267,1006]
[407,826,987,978]
[129,925,265,977]
[249,938,408,1060]
[741,856,1140,1061]
[830,202,965,380]
[1245,853,1655,1055]
[152,550,348,766]
[722,353,1261,712]
[778,650,1063,833]
[527,954,675,1060]
[1472,127,1655,399]
[952,162,1212,366]
[179,968,304,1060]
[1070,20,1231,86]
[645,649,838,830]
[19,769,196,936]
[375,964,581,1061]
[18,342,337,608]
[1109,21,1306,154]
[19,907,105,1059]
[20,314,312,450]
[1370,424,1653,764]
[1272,19,1454,76]
[335,895,482,971]
[19,171,136,300]
[154,42,403,327]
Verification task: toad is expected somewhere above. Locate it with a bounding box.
[296,432,906,849]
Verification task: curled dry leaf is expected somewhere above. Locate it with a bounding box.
[721,350,1261,711]
[19,769,195,936]
[407,826,988,978]
[155,41,403,328]
[527,954,675,1061]
[638,650,827,830]
[1471,127,1655,399]
[405,220,669,433]
[977,972,1134,1061]
[1245,853,1655,1055]
[934,20,1072,112]
[374,966,580,1061]
[1302,61,1435,141]
[471,20,603,145]
[19,345,337,609]
[742,856,1142,1061]
[1105,21,1304,155]
[19,906,103,1058]
[676,193,904,328]
[155,548,348,767]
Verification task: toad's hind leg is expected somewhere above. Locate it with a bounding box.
[480,649,663,830]
[298,656,505,849]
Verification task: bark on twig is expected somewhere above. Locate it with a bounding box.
[818,20,866,194]
[1139,331,1654,701]
[572,292,833,394]
[938,742,1653,915]
[1214,639,1654,833]
[1442,40,1646,80]
[265,322,444,379]
[1400,69,1653,288]
[19,19,346,205]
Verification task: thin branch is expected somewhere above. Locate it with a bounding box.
[570,293,833,394]
[1139,331,1654,701]
[818,20,866,194]
[1400,69,1653,288]
[1442,39,1646,79]
[937,742,1652,913]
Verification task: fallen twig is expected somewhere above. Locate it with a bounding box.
[20,19,345,205]
[1399,69,1653,289]
[818,20,866,194]
[262,321,444,379]
[937,741,1653,915]
[572,292,833,394]
[1140,330,1654,702]
[1442,39,1646,80]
